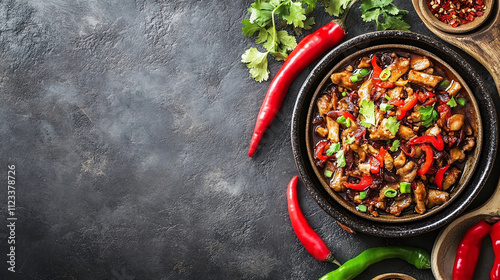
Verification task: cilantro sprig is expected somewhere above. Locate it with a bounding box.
[241,0,410,82]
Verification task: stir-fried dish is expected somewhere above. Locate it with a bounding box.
[311,49,476,217]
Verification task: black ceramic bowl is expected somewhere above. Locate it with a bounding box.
[291,31,498,237]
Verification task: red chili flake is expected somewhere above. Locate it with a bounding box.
[427,0,486,27]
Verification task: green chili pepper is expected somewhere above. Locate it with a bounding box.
[319,246,431,280]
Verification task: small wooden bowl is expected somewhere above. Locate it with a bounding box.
[418,0,494,34]
[372,273,417,280]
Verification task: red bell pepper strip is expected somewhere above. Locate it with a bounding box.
[287,176,341,265]
[453,219,492,280]
[491,221,500,280]
[370,55,382,84]
[396,95,418,120]
[377,81,394,89]
[314,141,330,161]
[248,21,346,157]
[417,144,433,176]
[369,156,380,174]
[344,175,373,191]
[434,164,450,190]
[408,134,445,151]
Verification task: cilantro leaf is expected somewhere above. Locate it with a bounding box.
[418,105,439,127]
[242,19,262,37]
[302,0,318,14]
[379,103,394,112]
[326,142,341,156]
[360,99,376,128]
[284,2,307,28]
[303,16,315,30]
[242,48,270,82]
[249,1,274,26]
[321,0,351,17]
[385,116,399,135]
[255,27,269,44]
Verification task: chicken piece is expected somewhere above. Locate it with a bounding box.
[462,137,475,152]
[425,125,441,137]
[357,79,374,105]
[386,86,403,100]
[325,116,340,143]
[387,57,411,82]
[317,94,332,116]
[388,195,413,216]
[408,111,422,123]
[358,163,371,175]
[393,151,406,169]
[413,181,427,214]
[442,167,461,191]
[315,126,328,138]
[397,125,416,140]
[449,147,466,164]
[446,80,462,96]
[396,161,417,183]
[448,114,464,131]
[330,168,347,192]
[362,143,379,156]
[341,122,358,140]
[358,56,371,68]
[426,189,450,208]
[422,68,434,75]
[411,56,432,71]
[408,70,444,90]
[384,152,394,171]
[331,70,356,91]
[350,143,367,162]
[464,125,474,136]
[336,98,349,111]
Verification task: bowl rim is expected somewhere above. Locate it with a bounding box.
[304,44,483,223]
[291,30,498,237]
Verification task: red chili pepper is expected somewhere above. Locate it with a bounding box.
[418,91,435,103]
[287,176,341,265]
[377,81,394,89]
[408,134,444,151]
[396,95,418,120]
[369,156,380,174]
[342,111,356,123]
[453,219,492,280]
[417,144,433,176]
[344,174,373,191]
[248,21,346,157]
[434,164,450,190]
[314,141,330,161]
[491,221,500,280]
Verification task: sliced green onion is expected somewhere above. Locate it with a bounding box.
[342,91,347,97]
[350,74,361,83]
[390,140,400,152]
[359,191,367,200]
[336,116,351,127]
[380,103,394,112]
[380,69,391,81]
[345,136,355,144]
[358,68,370,77]
[439,80,451,88]
[324,169,334,178]
[458,97,466,106]
[357,204,367,212]
[447,96,457,107]
[384,94,391,100]
[384,188,398,198]
[400,182,411,194]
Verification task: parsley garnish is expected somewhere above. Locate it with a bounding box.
[385,116,399,135]
[418,105,439,127]
[360,0,411,31]
[326,142,341,156]
[379,103,394,112]
[359,99,376,128]
[345,136,355,144]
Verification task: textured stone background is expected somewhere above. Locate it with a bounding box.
[0,0,498,279]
